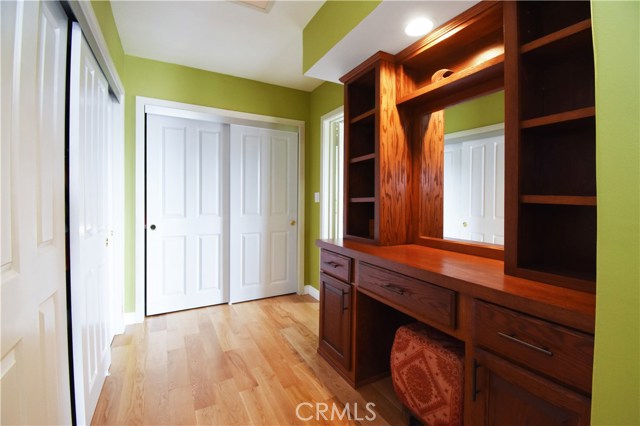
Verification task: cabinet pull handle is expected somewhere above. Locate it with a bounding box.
[382,284,406,295]
[324,261,341,268]
[498,332,553,356]
[340,289,348,312]
[472,358,480,402]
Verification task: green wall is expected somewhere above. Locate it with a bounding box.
[444,91,504,134]
[591,1,640,424]
[90,0,125,77]
[121,56,310,311]
[303,0,380,73]
[306,82,344,289]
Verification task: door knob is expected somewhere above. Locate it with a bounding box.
[462,222,468,228]
[290,220,296,226]
[150,224,156,230]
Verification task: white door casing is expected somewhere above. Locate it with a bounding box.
[146,114,229,315]
[320,107,344,240]
[1,1,72,424]
[69,22,113,425]
[229,125,299,303]
[444,125,505,245]
[135,98,306,322]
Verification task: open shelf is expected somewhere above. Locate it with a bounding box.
[520,195,597,206]
[346,202,375,240]
[351,109,375,124]
[347,68,376,118]
[350,153,376,164]
[348,159,375,199]
[521,19,592,54]
[348,120,375,159]
[520,116,595,197]
[518,203,596,286]
[521,107,595,129]
[350,197,375,203]
[520,42,594,120]
[518,1,592,45]
[397,54,504,109]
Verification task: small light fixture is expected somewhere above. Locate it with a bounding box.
[404,17,434,37]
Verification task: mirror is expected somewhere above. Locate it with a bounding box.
[442,92,504,246]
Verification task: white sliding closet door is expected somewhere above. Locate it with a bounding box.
[69,22,114,425]
[146,114,229,315]
[1,1,72,424]
[229,125,299,303]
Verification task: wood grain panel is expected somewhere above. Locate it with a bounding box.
[418,111,444,239]
[378,59,410,246]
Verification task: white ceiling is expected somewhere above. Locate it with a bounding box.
[111,0,479,92]
[111,0,325,91]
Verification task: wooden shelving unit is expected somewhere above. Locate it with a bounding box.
[395,1,504,113]
[342,52,410,245]
[505,0,596,292]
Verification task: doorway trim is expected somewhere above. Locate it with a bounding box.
[133,97,306,322]
[320,106,344,240]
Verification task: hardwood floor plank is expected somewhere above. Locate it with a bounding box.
[225,349,259,391]
[239,385,282,426]
[92,294,403,426]
[184,334,221,410]
[167,348,190,390]
[168,385,196,425]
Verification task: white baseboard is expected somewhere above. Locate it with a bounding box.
[123,312,143,326]
[303,285,320,300]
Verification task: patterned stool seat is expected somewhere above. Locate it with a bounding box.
[391,323,464,426]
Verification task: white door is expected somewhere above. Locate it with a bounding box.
[69,22,113,425]
[146,114,229,315]
[229,125,298,303]
[1,1,72,424]
[444,131,505,244]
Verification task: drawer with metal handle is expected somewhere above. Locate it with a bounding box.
[320,250,352,282]
[358,262,456,329]
[474,300,594,393]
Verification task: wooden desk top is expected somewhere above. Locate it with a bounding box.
[317,239,596,334]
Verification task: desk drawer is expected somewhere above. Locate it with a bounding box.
[358,263,456,329]
[474,300,594,393]
[320,250,352,282]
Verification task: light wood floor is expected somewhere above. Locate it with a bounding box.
[91,294,404,426]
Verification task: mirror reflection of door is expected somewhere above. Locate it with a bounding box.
[443,124,505,245]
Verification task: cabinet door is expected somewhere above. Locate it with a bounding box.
[473,349,590,426]
[319,273,352,370]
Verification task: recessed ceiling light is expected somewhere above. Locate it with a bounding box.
[404,17,434,37]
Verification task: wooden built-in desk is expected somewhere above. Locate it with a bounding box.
[316,239,595,425]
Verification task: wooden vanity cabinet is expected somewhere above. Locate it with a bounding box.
[471,300,593,425]
[319,272,352,371]
[473,349,591,426]
[316,240,596,425]
[318,250,353,374]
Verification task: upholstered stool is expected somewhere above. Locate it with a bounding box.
[390,323,464,426]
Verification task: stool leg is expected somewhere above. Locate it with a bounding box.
[408,414,424,426]
[402,406,424,426]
